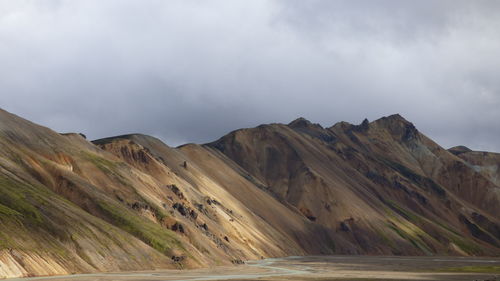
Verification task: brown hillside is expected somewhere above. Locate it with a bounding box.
[1,108,499,278]
[209,114,500,256]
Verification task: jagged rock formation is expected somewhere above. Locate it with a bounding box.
[0,108,499,278]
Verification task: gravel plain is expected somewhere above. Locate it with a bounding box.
[9,256,500,281]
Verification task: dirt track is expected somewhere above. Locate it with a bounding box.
[9,256,500,281]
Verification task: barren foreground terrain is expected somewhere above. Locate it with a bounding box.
[9,256,500,281]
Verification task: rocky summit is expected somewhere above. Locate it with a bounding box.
[0,108,499,278]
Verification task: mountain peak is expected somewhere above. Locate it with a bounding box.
[448,145,473,155]
[288,117,313,128]
[376,114,410,124]
[353,118,370,132]
[372,114,419,142]
[92,133,165,146]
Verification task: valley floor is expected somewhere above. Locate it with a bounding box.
[7,256,500,281]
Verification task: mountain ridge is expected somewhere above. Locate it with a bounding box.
[0,108,499,279]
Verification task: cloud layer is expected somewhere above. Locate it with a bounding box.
[1,0,499,150]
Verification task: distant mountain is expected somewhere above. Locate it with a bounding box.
[0,108,499,278]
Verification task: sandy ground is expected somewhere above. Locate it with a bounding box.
[8,256,500,281]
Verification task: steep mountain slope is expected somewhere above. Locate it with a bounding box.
[0,109,302,278]
[93,134,336,258]
[1,108,499,278]
[0,109,335,279]
[209,114,500,256]
[0,109,178,278]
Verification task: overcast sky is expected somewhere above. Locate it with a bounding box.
[1,1,499,151]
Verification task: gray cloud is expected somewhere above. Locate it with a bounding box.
[1,0,499,151]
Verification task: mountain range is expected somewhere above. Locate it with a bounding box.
[0,108,499,279]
